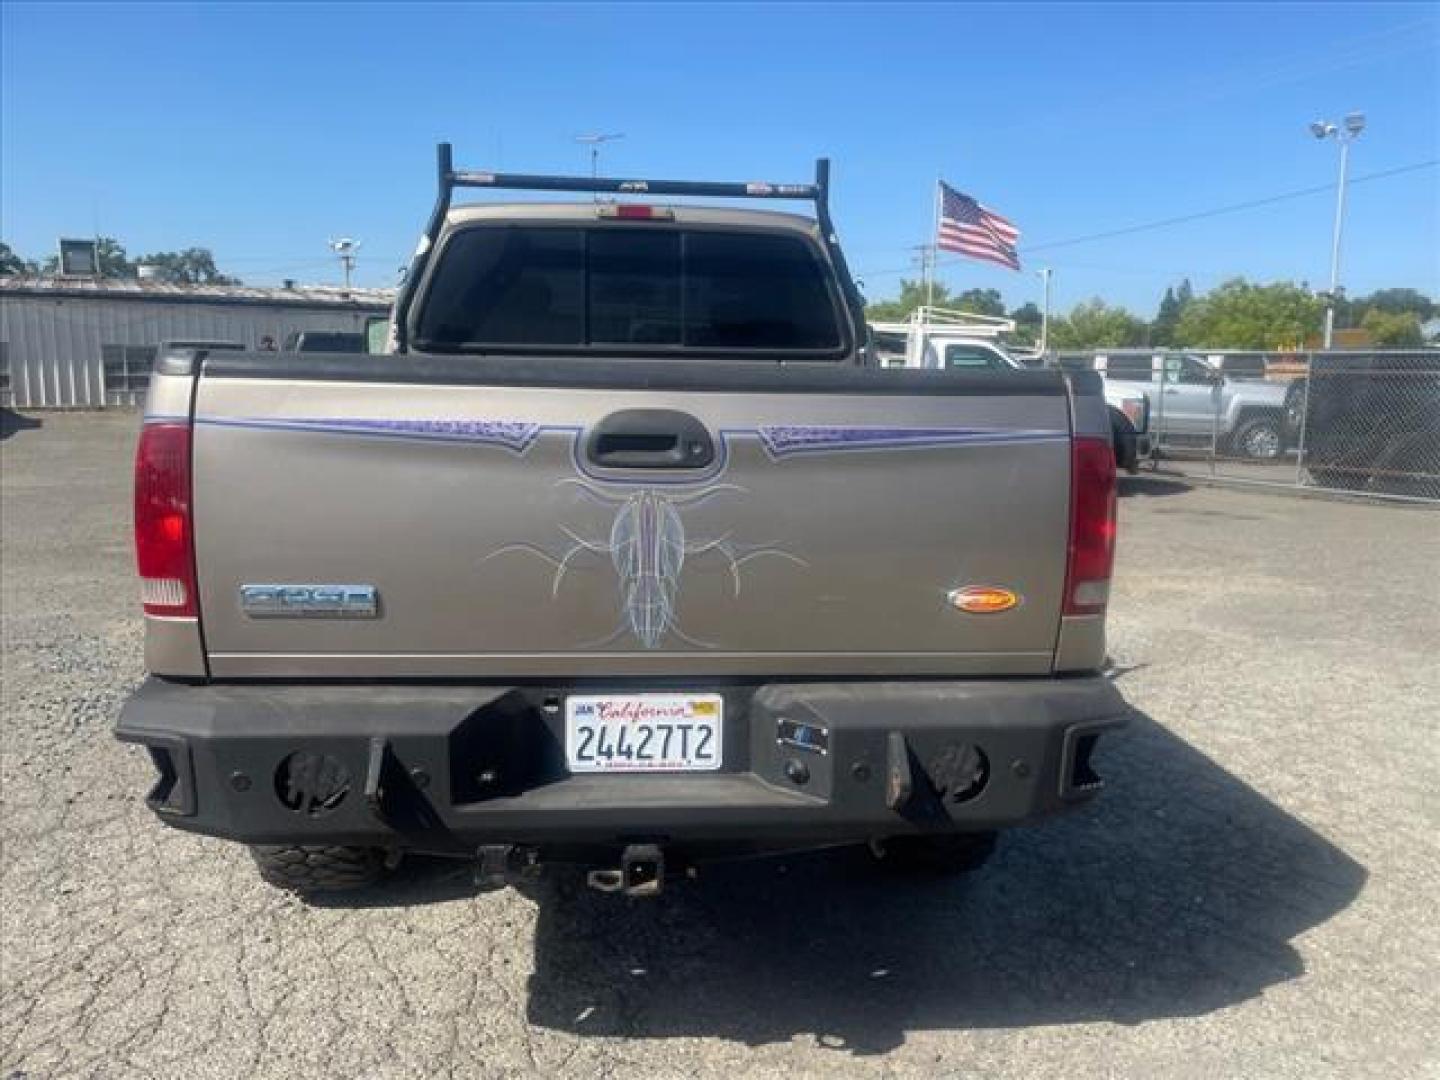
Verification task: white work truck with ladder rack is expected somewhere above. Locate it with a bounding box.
[869,306,1151,471]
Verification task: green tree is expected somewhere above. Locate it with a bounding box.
[1332,291,1362,331]
[953,287,1005,317]
[0,241,37,276]
[135,247,241,286]
[1049,299,1148,348]
[1173,279,1322,349]
[866,281,1011,322]
[1152,286,1178,343]
[1357,288,1435,320]
[1009,301,1043,346]
[1150,277,1194,346]
[1360,308,1424,347]
[1010,301,1042,327]
[866,278,952,321]
[1336,288,1434,331]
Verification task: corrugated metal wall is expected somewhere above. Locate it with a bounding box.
[0,294,384,408]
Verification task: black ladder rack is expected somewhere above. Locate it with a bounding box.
[392,142,868,356]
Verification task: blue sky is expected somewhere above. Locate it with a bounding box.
[3,2,1437,317]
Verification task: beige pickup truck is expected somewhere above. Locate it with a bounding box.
[118,145,1127,898]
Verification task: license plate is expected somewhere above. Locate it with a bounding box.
[565,693,723,773]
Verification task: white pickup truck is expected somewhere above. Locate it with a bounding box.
[871,307,1152,472]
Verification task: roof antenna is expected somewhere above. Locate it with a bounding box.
[575,133,625,203]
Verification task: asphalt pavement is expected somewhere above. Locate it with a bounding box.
[2,410,1437,1078]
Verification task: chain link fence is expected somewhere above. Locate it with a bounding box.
[1058,349,1440,504]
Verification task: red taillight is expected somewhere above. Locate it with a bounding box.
[134,422,198,617]
[1064,435,1117,616]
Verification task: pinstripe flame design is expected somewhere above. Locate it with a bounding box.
[482,480,806,650]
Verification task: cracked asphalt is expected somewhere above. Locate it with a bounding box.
[3,409,1438,1078]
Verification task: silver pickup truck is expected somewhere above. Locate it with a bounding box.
[118,146,1128,897]
[1093,352,1291,460]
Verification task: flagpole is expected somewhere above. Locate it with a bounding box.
[926,175,941,309]
[1038,266,1053,356]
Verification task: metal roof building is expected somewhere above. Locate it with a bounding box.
[0,277,393,408]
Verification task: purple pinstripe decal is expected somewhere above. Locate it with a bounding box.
[754,424,1065,458]
[196,416,543,453]
[198,415,1066,469]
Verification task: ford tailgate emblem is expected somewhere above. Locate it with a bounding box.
[240,584,378,618]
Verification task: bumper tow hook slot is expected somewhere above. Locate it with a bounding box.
[588,844,666,897]
[886,732,915,812]
[363,736,390,825]
[586,868,624,894]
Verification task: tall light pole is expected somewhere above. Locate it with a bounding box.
[1037,266,1053,356]
[328,237,361,291]
[1310,111,1365,349]
[575,133,624,196]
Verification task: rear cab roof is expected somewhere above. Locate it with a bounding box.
[443,202,823,236]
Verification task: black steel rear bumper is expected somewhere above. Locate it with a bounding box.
[116,677,1128,854]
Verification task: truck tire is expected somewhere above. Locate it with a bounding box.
[1232,415,1284,461]
[249,844,389,893]
[1108,407,1140,474]
[876,831,998,876]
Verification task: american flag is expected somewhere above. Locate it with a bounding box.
[937,181,1021,271]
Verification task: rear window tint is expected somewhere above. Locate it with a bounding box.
[416,226,842,352]
[682,232,840,349]
[590,230,682,345]
[419,229,584,346]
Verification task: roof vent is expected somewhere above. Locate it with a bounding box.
[57,239,99,278]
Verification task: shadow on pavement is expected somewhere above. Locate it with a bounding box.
[315,707,1365,1051]
[1,408,44,440]
[512,708,1365,1053]
[1118,475,1190,498]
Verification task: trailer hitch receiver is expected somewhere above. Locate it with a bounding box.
[587,844,666,897]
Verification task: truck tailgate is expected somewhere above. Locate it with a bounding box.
[190,355,1072,678]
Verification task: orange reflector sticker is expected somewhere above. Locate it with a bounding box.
[947,586,1020,614]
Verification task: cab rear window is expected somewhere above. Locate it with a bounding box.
[942,344,1007,371]
[415,226,844,353]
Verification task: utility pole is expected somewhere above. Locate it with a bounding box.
[910,243,935,311]
[1309,112,1365,349]
[575,133,625,202]
[1038,266,1053,356]
[328,237,361,292]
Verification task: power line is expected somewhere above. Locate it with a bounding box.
[854,159,1438,280]
[1021,159,1436,255]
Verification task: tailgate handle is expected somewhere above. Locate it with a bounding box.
[586,409,715,470]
